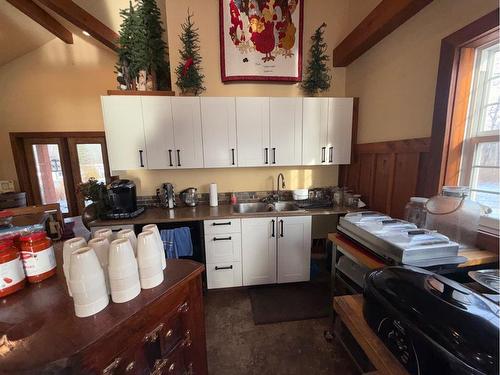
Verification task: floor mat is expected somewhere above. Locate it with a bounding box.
[249,282,330,325]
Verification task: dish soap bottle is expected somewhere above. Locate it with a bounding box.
[230,193,238,205]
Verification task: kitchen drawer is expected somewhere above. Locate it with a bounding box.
[204,219,241,235]
[206,262,242,289]
[204,233,241,263]
[160,301,191,356]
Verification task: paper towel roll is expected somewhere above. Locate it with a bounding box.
[209,183,218,207]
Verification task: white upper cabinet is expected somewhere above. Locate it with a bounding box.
[269,97,303,166]
[171,97,204,169]
[201,97,237,168]
[141,96,175,169]
[101,96,147,171]
[302,98,329,165]
[327,98,354,165]
[277,216,311,283]
[236,97,270,167]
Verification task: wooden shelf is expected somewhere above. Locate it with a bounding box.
[334,295,409,375]
[107,90,175,96]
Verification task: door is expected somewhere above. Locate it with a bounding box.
[171,97,203,168]
[326,98,354,165]
[241,217,276,285]
[201,97,237,168]
[142,96,176,169]
[302,98,329,165]
[15,133,110,216]
[277,216,312,283]
[101,96,147,171]
[236,97,270,167]
[269,97,303,166]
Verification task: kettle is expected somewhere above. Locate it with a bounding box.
[179,187,198,207]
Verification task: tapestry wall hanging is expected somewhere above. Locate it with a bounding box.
[220,0,303,82]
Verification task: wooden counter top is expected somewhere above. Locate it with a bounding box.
[334,294,408,375]
[91,205,355,227]
[0,241,205,373]
[328,233,499,270]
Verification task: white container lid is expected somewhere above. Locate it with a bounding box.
[410,197,429,204]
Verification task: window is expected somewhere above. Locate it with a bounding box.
[459,42,500,227]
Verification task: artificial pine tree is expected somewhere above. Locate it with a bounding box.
[116,1,140,90]
[137,0,170,90]
[175,11,205,95]
[302,23,331,96]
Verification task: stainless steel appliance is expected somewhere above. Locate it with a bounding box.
[179,188,198,207]
[364,266,499,374]
[106,179,144,219]
[157,182,175,209]
[337,211,464,267]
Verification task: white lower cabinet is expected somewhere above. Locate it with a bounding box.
[204,219,243,289]
[241,216,312,286]
[241,217,277,286]
[277,216,312,283]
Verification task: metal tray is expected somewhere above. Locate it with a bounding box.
[468,269,500,293]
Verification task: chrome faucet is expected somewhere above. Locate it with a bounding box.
[276,173,286,201]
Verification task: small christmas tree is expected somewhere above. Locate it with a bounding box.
[115,0,171,91]
[302,23,331,96]
[137,0,170,90]
[175,10,205,95]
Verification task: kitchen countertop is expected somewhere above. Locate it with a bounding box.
[90,205,356,227]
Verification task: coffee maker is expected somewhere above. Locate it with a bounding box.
[106,179,144,218]
[157,182,175,209]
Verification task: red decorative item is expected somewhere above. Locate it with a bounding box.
[182,58,194,77]
[19,231,56,283]
[0,240,26,297]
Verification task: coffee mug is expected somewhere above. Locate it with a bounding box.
[62,237,87,296]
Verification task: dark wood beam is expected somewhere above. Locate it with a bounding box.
[7,0,73,44]
[332,0,433,67]
[36,0,118,51]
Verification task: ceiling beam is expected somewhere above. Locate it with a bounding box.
[6,0,73,44]
[36,0,119,51]
[333,0,433,67]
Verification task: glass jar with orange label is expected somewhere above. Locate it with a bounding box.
[19,231,57,283]
[0,240,26,297]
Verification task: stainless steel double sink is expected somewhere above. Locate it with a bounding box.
[232,201,303,214]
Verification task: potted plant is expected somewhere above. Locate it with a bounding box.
[78,178,108,229]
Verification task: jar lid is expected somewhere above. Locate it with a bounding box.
[410,197,429,204]
[19,231,47,242]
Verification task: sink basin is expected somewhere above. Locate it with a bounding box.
[231,201,302,214]
[232,202,274,214]
[273,202,302,212]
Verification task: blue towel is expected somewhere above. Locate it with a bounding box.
[160,227,193,259]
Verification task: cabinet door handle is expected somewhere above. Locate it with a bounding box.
[168,149,173,167]
[279,219,284,237]
[176,150,181,166]
[231,148,235,165]
[215,265,233,270]
[264,147,269,164]
[143,323,164,343]
[321,147,326,163]
[329,147,333,163]
[272,147,276,164]
[102,357,121,375]
[177,301,189,313]
[139,149,145,168]
[271,219,275,237]
[213,236,232,241]
[212,221,231,226]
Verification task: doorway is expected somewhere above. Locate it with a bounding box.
[10,132,111,217]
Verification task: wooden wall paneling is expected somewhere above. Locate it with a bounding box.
[357,154,376,206]
[390,152,420,218]
[371,153,395,213]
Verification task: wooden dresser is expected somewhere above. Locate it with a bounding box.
[0,250,207,375]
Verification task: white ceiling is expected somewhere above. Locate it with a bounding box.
[0,0,155,67]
